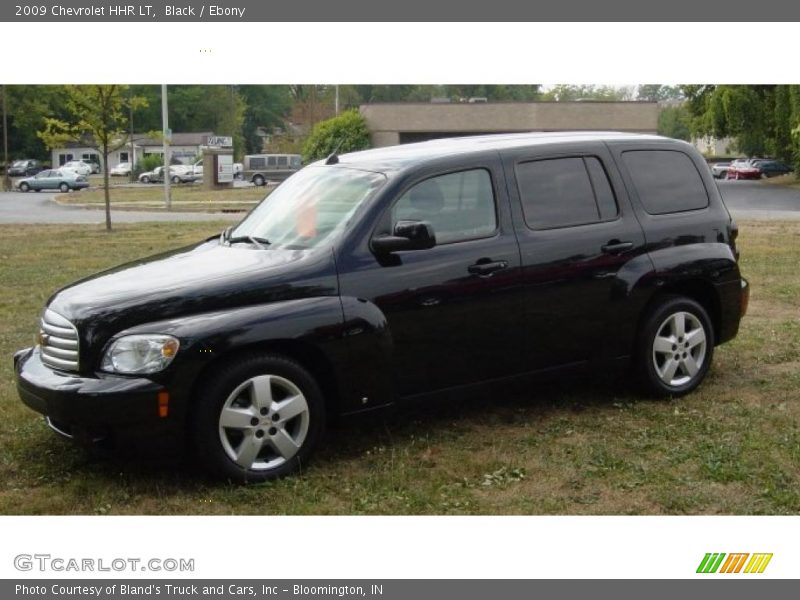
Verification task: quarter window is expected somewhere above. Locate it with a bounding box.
[622,150,709,214]
[393,169,497,244]
[516,156,619,230]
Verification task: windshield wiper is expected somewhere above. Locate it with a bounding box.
[220,227,271,249]
[227,235,271,249]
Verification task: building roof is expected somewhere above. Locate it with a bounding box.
[135,132,214,147]
[54,132,214,149]
[327,131,673,172]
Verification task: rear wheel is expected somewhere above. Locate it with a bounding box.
[59,182,70,193]
[636,296,714,397]
[171,175,181,184]
[253,174,265,186]
[192,354,326,483]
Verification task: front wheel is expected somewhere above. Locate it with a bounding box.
[192,354,326,483]
[19,182,30,192]
[59,182,69,193]
[141,176,150,184]
[636,296,714,397]
[171,175,181,184]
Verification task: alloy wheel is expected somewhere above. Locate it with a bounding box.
[651,311,708,387]
[218,374,310,471]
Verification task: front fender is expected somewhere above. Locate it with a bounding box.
[108,296,395,415]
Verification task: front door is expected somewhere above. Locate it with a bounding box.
[338,159,524,398]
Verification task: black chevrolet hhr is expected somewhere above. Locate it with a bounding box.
[15,132,749,482]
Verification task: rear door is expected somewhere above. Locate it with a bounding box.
[501,142,649,369]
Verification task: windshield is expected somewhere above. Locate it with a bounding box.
[12,160,26,167]
[232,166,386,250]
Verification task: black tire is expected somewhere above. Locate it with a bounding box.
[192,353,326,483]
[636,295,715,398]
[141,176,150,184]
[253,175,265,186]
[171,175,181,184]
[19,182,30,192]
[59,182,70,193]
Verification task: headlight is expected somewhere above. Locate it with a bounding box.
[101,334,180,375]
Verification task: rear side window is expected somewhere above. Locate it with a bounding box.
[516,156,619,230]
[622,150,709,214]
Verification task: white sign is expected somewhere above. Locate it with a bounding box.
[217,154,234,183]
[206,136,233,148]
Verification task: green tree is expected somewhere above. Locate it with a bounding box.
[302,109,371,163]
[542,85,634,101]
[682,85,800,169]
[4,85,69,161]
[658,105,691,141]
[39,85,147,231]
[239,86,292,154]
[637,85,684,102]
[169,85,246,158]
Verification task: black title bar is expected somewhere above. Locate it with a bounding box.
[3,0,800,21]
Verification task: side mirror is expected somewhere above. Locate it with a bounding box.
[371,220,436,254]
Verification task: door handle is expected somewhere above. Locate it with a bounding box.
[601,240,634,254]
[468,259,508,277]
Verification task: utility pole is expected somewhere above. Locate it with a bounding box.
[335,84,339,115]
[129,96,135,184]
[2,85,11,192]
[161,83,171,210]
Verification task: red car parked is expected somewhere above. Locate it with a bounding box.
[726,159,762,180]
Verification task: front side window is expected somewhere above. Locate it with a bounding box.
[516,156,619,230]
[392,169,497,245]
[622,150,709,215]
[232,166,386,250]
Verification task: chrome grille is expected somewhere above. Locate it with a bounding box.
[39,309,79,372]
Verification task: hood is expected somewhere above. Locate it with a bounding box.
[48,238,338,354]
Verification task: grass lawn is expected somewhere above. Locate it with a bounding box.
[59,183,268,212]
[0,220,798,515]
[761,174,800,189]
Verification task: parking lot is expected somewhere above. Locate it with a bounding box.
[1,178,799,224]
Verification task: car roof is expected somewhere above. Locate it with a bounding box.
[323,131,673,172]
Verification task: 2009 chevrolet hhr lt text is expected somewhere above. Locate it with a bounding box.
[14,132,749,482]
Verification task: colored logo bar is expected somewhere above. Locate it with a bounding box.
[697,553,773,574]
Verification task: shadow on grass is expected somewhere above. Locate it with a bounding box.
[8,369,649,494]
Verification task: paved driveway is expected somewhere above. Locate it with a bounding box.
[717,180,800,220]
[0,191,242,224]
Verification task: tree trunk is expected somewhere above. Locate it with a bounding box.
[103,144,112,231]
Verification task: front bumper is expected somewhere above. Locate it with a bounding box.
[14,346,171,441]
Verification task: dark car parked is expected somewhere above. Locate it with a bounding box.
[14,132,749,482]
[753,159,792,178]
[7,159,43,177]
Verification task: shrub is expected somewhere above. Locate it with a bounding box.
[133,154,163,177]
[302,110,371,163]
